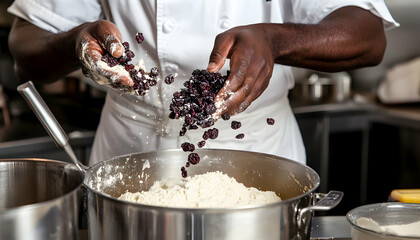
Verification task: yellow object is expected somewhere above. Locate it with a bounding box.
[390,189,420,203]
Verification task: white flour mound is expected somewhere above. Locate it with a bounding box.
[118,171,281,208]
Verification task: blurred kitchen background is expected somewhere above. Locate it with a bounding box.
[0,0,419,215]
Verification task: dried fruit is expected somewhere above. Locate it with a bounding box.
[267,118,275,125]
[181,142,195,152]
[135,32,144,44]
[231,121,241,130]
[235,133,245,139]
[188,153,200,165]
[164,74,175,84]
[197,140,206,148]
[169,69,228,136]
[100,33,159,96]
[221,113,230,121]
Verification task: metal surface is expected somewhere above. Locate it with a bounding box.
[310,216,351,240]
[0,158,84,240]
[17,81,86,172]
[85,149,342,240]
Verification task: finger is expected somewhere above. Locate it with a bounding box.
[95,59,134,86]
[220,85,252,117]
[207,33,235,72]
[214,53,250,109]
[215,62,269,118]
[85,39,105,62]
[81,40,134,87]
[93,21,124,58]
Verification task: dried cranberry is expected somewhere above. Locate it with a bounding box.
[202,131,210,140]
[209,128,219,140]
[181,142,195,152]
[135,32,144,44]
[150,67,159,77]
[197,140,206,148]
[122,42,130,51]
[235,133,245,139]
[181,169,188,178]
[221,113,230,121]
[267,118,275,125]
[125,50,135,58]
[231,121,241,130]
[164,74,174,84]
[189,125,198,130]
[148,79,157,86]
[188,153,200,165]
[179,127,187,136]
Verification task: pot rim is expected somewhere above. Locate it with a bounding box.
[0,158,84,214]
[84,148,320,212]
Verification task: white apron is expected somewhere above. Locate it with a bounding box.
[8,0,398,165]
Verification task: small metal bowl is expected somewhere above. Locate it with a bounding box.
[346,202,420,240]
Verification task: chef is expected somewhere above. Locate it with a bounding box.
[7,1,398,166]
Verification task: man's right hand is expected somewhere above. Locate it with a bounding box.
[75,20,133,87]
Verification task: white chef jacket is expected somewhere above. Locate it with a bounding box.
[9,0,398,166]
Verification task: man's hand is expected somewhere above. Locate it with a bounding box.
[75,20,133,86]
[9,18,132,86]
[207,7,386,117]
[207,24,274,117]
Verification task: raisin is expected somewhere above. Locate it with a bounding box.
[135,32,145,44]
[221,113,230,121]
[267,118,275,125]
[181,142,195,152]
[235,133,245,139]
[188,153,200,165]
[197,140,206,148]
[164,74,175,84]
[231,121,241,130]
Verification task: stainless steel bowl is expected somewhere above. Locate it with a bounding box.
[85,149,342,240]
[0,158,84,240]
[347,202,420,240]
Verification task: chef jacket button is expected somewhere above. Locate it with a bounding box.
[163,19,176,33]
[165,63,179,73]
[220,19,231,29]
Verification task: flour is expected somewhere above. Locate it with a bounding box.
[80,39,156,95]
[356,217,420,238]
[118,171,281,208]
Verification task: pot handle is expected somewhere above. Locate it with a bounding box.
[17,81,88,172]
[297,190,343,228]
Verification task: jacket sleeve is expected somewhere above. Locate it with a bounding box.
[7,0,104,33]
[287,0,399,30]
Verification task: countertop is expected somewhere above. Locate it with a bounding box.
[291,95,420,130]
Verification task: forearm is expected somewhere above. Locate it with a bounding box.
[268,6,386,72]
[8,18,82,83]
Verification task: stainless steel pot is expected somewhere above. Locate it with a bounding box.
[85,149,342,240]
[18,81,343,240]
[0,158,84,240]
[289,72,351,104]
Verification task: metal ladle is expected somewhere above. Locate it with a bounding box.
[17,81,88,172]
